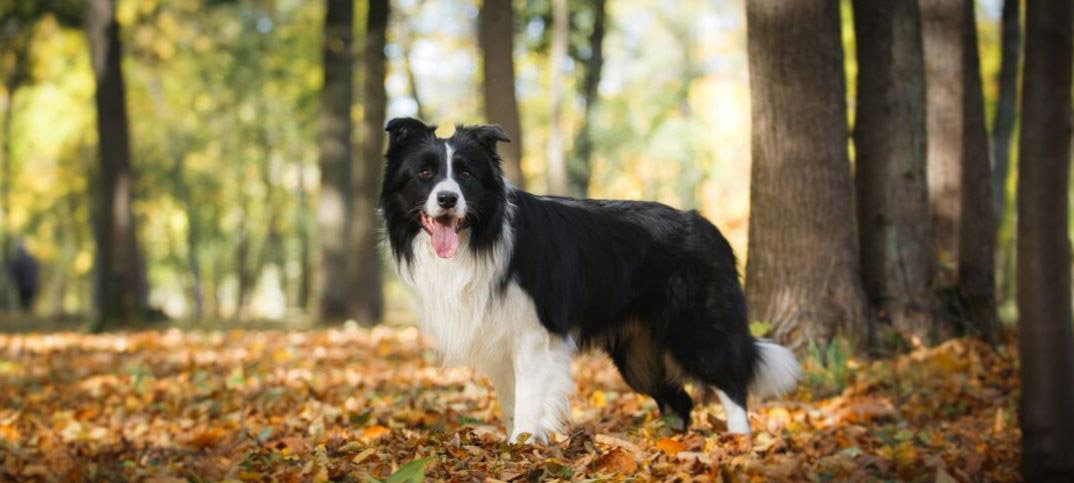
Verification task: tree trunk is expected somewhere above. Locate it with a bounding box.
[1017,1,1074,477]
[991,0,1019,217]
[545,0,569,196]
[399,18,426,121]
[317,0,355,321]
[744,0,867,348]
[568,0,606,198]
[478,0,524,187]
[86,0,146,330]
[348,0,387,325]
[297,164,312,312]
[920,0,998,340]
[956,0,998,341]
[852,0,939,344]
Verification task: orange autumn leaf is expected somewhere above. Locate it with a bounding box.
[361,425,390,440]
[655,437,686,456]
[187,426,228,449]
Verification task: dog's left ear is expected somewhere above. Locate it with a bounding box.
[461,124,511,148]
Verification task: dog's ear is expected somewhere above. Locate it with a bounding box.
[385,117,436,149]
[464,124,511,147]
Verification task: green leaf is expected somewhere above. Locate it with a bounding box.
[838,446,862,457]
[749,321,772,337]
[384,457,433,483]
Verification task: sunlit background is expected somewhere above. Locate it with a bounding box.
[1,0,1007,324]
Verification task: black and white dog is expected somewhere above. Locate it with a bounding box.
[379,118,799,443]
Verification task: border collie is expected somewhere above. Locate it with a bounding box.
[379,118,800,443]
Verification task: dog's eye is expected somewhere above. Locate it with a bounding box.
[418,168,433,179]
[458,170,472,180]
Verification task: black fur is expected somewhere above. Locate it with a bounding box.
[380,118,761,427]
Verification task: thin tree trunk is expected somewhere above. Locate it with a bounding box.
[86,0,145,330]
[317,0,355,321]
[568,0,606,198]
[296,163,312,312]
[920,0,998,340]
[744,0,867,348]
[348,0,388,325]
[1017,1,1074,477]
[852,0,939,345]
[478,0,524,187]
[399,19,426,121]
[991,0,1019,216]
[545,0,569,196]
[956,0,998,341]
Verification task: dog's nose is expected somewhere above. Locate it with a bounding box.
[437,192,458,209]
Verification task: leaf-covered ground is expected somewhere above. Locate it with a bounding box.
[0,326,1019,481]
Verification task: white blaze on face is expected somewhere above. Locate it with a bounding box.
[421,142,468,258]
[424,142,467,218]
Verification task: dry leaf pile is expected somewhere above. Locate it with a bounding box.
[0,326,1019,481]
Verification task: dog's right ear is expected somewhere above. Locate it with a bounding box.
[385,117,436,149]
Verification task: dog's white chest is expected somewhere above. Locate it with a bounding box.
[398,235,528,368]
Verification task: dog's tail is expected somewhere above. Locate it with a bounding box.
[749,340,801,399]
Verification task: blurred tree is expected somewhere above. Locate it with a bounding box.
[1016,0,1074,477]
[920,0,998,341]
[397,3,426,121]
[479,0,524,187]
[85,0,148,329]
[545,0,569,195]
[349,0,387,325]
[0,1,82,311]
[851,0,939,344]
[744,0,866,348]
[991,0,1019,217]
[567,0,606,198]
[318,0,356,322]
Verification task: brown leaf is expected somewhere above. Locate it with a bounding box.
[596,448,637,475]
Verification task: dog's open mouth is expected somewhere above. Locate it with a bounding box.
[420,212,464,258]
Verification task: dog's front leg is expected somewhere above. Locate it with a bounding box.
[509,330,573,444]
[485,361,515,436]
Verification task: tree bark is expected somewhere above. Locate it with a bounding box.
[991,0,1019,216]
[956,0,998,341]
[545,0,569,196]
[744,0,867,348]
[920,0,997,340]
[317,0,355,321]
[852,0,939,344]
[479,0,524,187]
[348,0,387,325]
[568,0,606,198]
[86,0,147,330]
[1017,1,1074,478]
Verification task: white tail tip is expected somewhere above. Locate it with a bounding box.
[750,340,801,399]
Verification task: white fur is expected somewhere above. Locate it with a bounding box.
[750,340,801,399]
[425,143,467,217]
[397,201,572,443]
[717,389,751,434]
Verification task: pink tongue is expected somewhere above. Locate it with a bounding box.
[430,222,459,258]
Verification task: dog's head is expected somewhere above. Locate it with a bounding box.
[380,117,511,261]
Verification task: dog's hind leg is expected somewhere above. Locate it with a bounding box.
[606,326,694,430]
[665,324,757,434]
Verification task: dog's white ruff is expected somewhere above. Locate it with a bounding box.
[396,203,573,443]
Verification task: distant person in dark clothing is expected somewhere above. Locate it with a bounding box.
[9,240,39,312]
